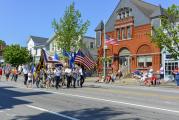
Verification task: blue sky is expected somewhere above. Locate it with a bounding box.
[0,0,178,46]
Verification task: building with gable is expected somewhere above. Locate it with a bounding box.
[27,35,49,63]
[95,0,163,76]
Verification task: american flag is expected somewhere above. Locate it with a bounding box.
[74,50,96,70]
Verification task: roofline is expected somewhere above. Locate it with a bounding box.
[140,0,159,8]
[84,36,95,39]
[105,0,122,32]
[27,35,49,44]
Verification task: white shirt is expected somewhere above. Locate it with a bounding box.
[23,65,28,74]
[65,68,72,74]
[28,72,32,80]
[54,69,61,76]
[79,68,83,76]
[160,67,164,74]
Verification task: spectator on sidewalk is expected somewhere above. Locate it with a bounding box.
[0,66,2,81]
[175,72,179,88]
[117,69,123,80]
[160,65,164,81]
[172,67,179,81]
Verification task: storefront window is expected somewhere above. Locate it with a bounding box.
[165,61,178,75]
[137,56,152,68]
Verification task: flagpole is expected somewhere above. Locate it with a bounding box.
[103,20,106,80]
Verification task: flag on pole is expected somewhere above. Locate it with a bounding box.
[54,52,59,60]
[42,49,62,64]
[74,50,96,70]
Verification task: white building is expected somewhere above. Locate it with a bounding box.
[27,35,49,63]
[47,35,97,60]
[161,21,179,81]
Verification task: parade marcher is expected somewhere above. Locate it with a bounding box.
[79,67,85,88]
[54,67,61,89]
[61,67,66,86]
[27,71,33,88]
[22,64,29,85]
[5,64,11,81]
[13,68,18,82]
[18,65,23,75]
[72,67,78,88]
[76,67,80,86]
[46,68,52,89]
[65,66,72,88]
[11,68,15,81]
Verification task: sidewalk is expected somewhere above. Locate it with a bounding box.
[85,77,177,89]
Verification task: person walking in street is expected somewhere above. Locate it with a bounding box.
[54,67,61,89]
[27,71,33,88]
[72,67,78,88]
[22,64,29,85]
[11,68,15,81]
[5,64,11,81]
[13,67,18,82]
[65,67,72,88]
[79,67,85,88]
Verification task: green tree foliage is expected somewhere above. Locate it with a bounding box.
[52,2,90,52]
[152,5,179,59]
[0,40,5,46]
[3,44,32,66]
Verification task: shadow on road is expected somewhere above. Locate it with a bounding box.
[0,86,51,110]
[12,107,141,120]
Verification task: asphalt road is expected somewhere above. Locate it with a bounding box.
[0,78,179,120]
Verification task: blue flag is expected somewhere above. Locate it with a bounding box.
[69,52,76,68]
[54,52,59,60]
[63,49,70,57]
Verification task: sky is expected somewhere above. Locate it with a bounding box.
[0,0,178,47]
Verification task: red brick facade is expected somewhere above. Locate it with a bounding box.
[98,20,160,74]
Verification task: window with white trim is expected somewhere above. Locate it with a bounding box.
[137,56,152,68]
[127,26,131,39]
[117,29,121,40]
[122,28,126,40]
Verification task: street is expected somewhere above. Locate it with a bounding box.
[0,79,179,120]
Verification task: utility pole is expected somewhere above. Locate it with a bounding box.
[103,20,106,79]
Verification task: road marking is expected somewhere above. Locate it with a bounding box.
[34,89,179,114]
[1,83,179,114]
[26,105,79,120]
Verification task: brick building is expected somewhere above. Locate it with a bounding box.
[95,0,163,75]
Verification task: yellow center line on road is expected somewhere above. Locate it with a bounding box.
[83,87,179,101]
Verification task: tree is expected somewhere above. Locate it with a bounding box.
[0,40,5,46]
[52,2,90,52]
[151,5,179,59]
[3,44,32,67]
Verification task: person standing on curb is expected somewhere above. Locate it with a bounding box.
[175,72,179,88]
[0,66,2,81]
